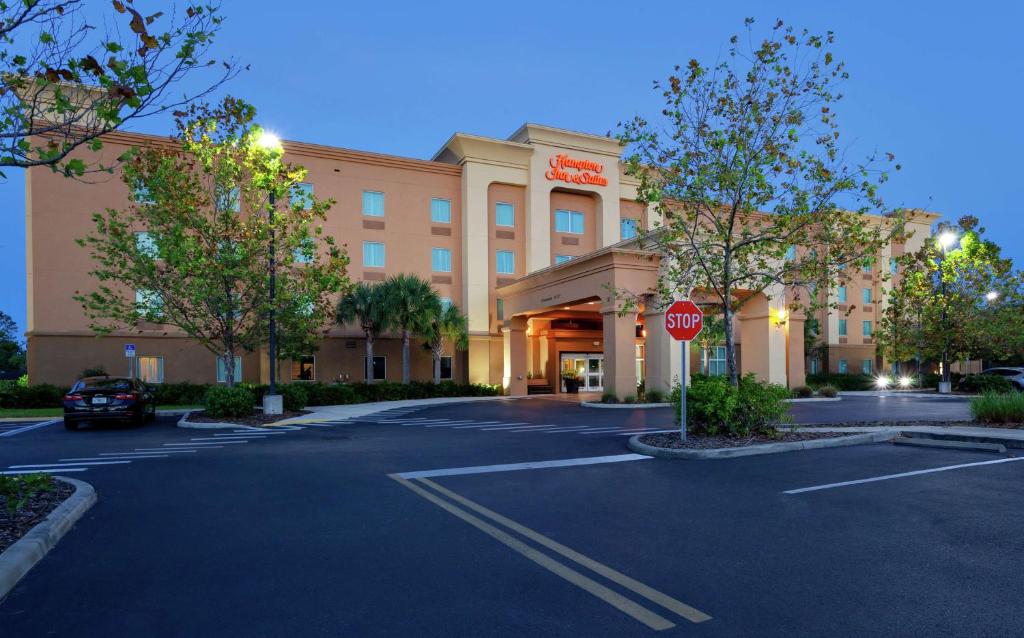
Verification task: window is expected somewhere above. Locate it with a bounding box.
[862,359,873,375]
[809,358,820,375]
[291,355,315,381]
[431,198,451,223]
[362,190,384,217]
[836,262,846,271]
[838,359,848,374]
[136,289,163,319]
[431,248,452,273]
[216,185,240,213]
[863,320,873,337]
[862,288,872,304]
[366,356,386,381]
[496,250,515,274]
[862,258,873,273]
[496,299,504,321]
[837,286,847,303]
[440,297,452,311]
[495,202,514,227]
[838,319,848,337]
[137,356,163,384]
[134,184,154,204]
[363,241,385,268]
[135,232,158,258]
[440,356,453,380]
[216,356,243,383]
[635,344,645,383]
[291,182,313,210]
[294,237,315,264]
[784,246,796,261]
[620,218,638,240]
[890,257,898,275]
[554,209,584,234]
[555,255,572,265]
[701,345,727,376]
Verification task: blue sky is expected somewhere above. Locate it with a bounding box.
[2,0,1021,336]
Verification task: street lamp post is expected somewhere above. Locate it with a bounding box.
[936,231,957,393]
[257,131,283,415]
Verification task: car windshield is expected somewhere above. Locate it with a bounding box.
[76,378,133,391]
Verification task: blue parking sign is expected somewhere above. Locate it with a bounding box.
[125,343,136,358]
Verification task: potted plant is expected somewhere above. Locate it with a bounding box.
[562,370,582,394]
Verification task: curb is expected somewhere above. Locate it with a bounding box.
[0,477,96,601]
[580,402,671,410]
[176,414,246,430]
[627,430,895,460]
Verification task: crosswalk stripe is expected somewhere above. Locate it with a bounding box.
[9,460,131,468]
[1,468,88,475]
[60,455,169,461]
[480,424,558,431]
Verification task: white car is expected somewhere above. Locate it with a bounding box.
[981,367,1024,391]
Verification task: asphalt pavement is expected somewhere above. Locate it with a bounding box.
[0,394,1018,637]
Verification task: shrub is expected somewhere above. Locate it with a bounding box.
[16,374,28,388]
[818,385,838,398]
[152,382,208,406]
[920,372,964,389]
[279,384,308,411]
[0,473,54,515]
[0,382,68,408]
[645,389,663,403]
[792,385,813,398]
[970,392,1024,424]
[670,374,790,436]
[636,381,645,402]
[81,365,107,377]
[601,392,619,404]
[958,374,1014,394]
[805,373,875,391]
[203,385,255,418]
[623,395,636,404]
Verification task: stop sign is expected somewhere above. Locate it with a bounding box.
[664,300,704,341]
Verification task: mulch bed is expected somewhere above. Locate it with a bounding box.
[0,480,74,554]
[639,430,856,450]
[184,409,311,426]
[796,420,1024,430]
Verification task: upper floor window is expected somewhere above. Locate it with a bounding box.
[362,190,384,217]
[496,250,515,275]
[135,232,158,259]
[890,257,898,275]
[431,198,451,224]
[431,248,452,273]
[838,319,848,337]
[554,209,584,234]
[294,237,315,264]
[863,320,873,337]
[216,185,240,213]
[784,246,796,261]
[837,286,847,303]
[363,241,385,268]
[291,182,313,210]
[862,258,874,273]
[495,202,514,227]
[555,255,572,265]
[136,288,163,319]
[620,218,638,240]
[862,288,872,304]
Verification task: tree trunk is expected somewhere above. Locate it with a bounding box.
[702,345,709,375]
[432,350,441,385]
[402,329,411,384]
[722,289,739,386]
[365,335,374,384]
[222,348,235,387]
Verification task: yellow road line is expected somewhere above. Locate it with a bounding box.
[419,477,712,624]
[389,475,675,632]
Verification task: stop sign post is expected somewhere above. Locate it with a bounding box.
[665,300,704,441]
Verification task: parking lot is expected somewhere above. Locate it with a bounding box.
[0,395,1019,637]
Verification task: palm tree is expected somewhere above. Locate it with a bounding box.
[337,282,390,383]
[422,303,469,384]
[381,274,440,384]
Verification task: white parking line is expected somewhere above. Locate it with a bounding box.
[1,468,88,475]
[543,426,599,433]
[784,457,1024,494]
[0,419,60,437]
[424,421,479,428]
[480,424,558,431]
[106,450,197,455]
[395,454,652,479]
[190,436,266,441]
[226,430,288,435]
[163,441,245,446]
[616,429,679,436]
[379,418,432,423]
[131,448,205,453]
[449,422,507,429]
[497,425,572,432]
[9,460,132,468]
[60,455,169,461]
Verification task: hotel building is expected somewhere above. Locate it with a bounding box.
[25,123,938,395]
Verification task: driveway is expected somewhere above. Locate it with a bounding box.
[0,395,1017,637]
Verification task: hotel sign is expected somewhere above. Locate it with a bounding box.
[545,154,608,187]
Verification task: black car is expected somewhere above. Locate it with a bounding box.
[63,376,157,430]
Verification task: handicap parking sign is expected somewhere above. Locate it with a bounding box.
[125,343,136,358]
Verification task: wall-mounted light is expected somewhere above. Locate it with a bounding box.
[773,308,788,327]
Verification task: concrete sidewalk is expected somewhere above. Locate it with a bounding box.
[278,395,520,424]
[783,424,1024,444]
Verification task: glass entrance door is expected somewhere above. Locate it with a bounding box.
[561,354,604,392]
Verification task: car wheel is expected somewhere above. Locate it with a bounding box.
[64,420,79,431]
[146,404,157,422]
[130,410,145,428]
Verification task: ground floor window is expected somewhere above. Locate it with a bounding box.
[635,344,645,384]
[291,355,315,381]
[809,358,820,375]
[216,356,243,383]
[441,356,453,380]
[366,356,386,381]
[862,359,873,375]
[701,345,727,376]
[838,359,848,374]
[138,356,163,384]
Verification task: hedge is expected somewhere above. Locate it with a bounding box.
[958,374,1014,394]
[805,373,876,391]
[0,381,68,408]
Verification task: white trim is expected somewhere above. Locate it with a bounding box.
[784,457,1024,494]
[394,453,651,479]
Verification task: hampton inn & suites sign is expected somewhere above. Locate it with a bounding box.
[544,153,608,187]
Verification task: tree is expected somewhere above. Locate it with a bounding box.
[691,311,725,375]
[619,19,901,385]
[381,274,439,384]
[422,302,468,384]
[0,310,25,374]
[75,97,350,386]
[337,282,391,384]
[881,216,1024,370]
[1,0,237,179]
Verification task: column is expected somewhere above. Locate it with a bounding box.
[602,306,638,400]
[786,313,806,388]
[643,302,684,395]
[738,291,788,386]
[502,316,528,396]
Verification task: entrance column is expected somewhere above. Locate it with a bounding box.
[502,316,528,396]
[738,289,789,386]
[643,301,684,396]
[601,304,637,400]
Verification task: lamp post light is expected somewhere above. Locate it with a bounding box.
[256,130,284,415]
[936,231,958,393]
[985,290,1000,302]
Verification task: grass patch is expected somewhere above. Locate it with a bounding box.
[970,392,1024,424]
[0,405,201,419]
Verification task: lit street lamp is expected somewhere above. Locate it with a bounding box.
[985,291,1000,302]
[256,130,283,414]
[936,230,958,393]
